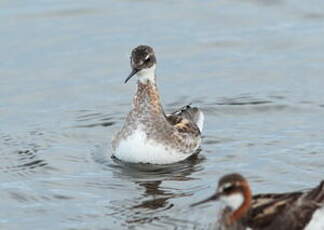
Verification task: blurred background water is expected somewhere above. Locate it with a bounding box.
[1,0,324,229]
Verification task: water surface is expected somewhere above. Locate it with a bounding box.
[1,0,324,229]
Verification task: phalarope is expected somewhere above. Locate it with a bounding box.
[192,173,324,230]
[112,45,204,164]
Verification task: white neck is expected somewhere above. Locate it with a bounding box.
[136,64,156,84]
[221,193,244,211]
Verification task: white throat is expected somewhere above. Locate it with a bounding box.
[221,193,244,211]
[137,64,156,83]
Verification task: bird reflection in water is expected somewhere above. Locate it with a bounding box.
[109,152,204,227]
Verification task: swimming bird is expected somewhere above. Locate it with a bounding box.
[112,45,204,164]
[192,173,324,230]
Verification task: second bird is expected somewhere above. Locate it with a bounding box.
[112,45,204,164]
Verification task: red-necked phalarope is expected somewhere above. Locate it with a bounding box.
[112,45,204,164]
[192,173,324,230]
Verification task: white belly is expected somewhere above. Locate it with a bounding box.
[113,128,194,164]
[305,206,324,230]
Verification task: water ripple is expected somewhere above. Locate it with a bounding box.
[0,132,53,178]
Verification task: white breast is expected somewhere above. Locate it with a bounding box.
[113,128,194,164]
[305,206,324,230]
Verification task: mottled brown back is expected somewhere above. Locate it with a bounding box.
[242,181,324,230]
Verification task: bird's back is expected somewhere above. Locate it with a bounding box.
[166,104,204,135]
[244,181,324,230]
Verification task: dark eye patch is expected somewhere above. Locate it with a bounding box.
[223,185,235,194]
[145,56,151,63]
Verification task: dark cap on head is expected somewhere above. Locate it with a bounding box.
[218,173,246,187]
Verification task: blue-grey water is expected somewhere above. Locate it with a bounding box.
[1,0,324,229]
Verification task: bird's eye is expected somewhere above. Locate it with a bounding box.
[145,55,151,62]
[221,183,235,193]
[223,186,234,193]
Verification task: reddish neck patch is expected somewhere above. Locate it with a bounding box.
[229,182,252,224]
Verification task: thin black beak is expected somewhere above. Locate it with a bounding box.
[124,68,139,84]
[190,192,220,207]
